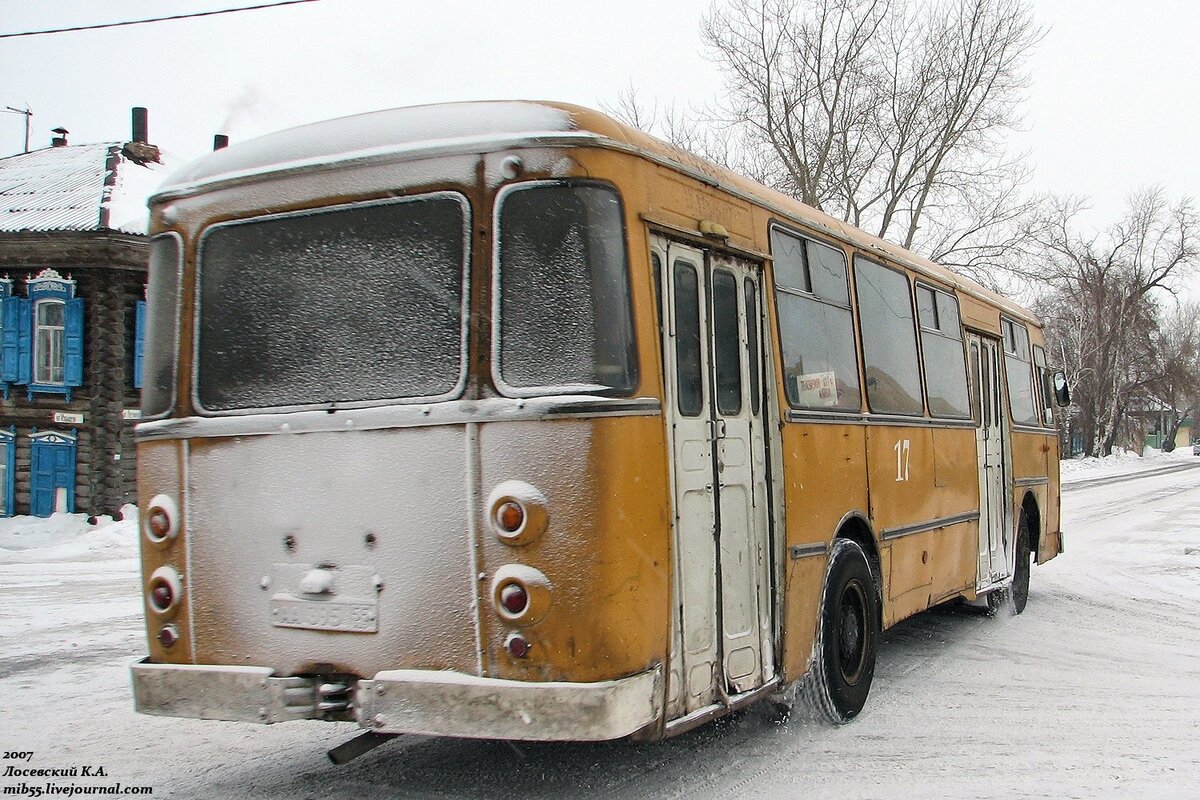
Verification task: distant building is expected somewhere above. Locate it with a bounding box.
[0,109,164,517]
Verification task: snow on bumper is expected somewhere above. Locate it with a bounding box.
[131,659,663,741]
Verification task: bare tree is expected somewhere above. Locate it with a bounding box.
[696,0,1040,265]
[1030,189,1200,456]
[1148,303,1200,451]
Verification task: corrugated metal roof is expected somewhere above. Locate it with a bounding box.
[0,142,165,235]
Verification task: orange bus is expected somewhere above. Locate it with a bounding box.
[131,101,1067,758]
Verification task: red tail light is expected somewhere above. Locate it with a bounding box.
[499,582,529,615]
[144,494,179,544]
[149,578,174,612]
[157,624,179,648]
[146,565,182,616]
[490,565,551,625]
[505,633,531,659]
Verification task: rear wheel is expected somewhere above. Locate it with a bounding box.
[799,538,879,724]
[1010,512,1031,614]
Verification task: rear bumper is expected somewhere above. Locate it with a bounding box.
[131,659,662,741]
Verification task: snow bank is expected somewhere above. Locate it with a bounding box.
[1059,445,1197,483]
[0,504,139,563]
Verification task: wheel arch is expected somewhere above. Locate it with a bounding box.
[834,511,882,627]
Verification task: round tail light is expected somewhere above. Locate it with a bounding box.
[495,502,525,534]
[499,582,529,615]
[487,482,549,546]
[146,565,183,616]
[144,494,179,545]
[505,633,531,659]
[490,565,552,626]
[149,578,174,612]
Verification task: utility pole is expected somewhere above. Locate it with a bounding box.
[3,105,33,153]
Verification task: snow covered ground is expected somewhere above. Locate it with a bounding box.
[0,457,1197,799]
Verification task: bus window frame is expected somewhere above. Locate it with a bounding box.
[999,315,1040,427]
[191,191,473,416]
[767,221,863,415]
[140,231,183,422]
[490,179,639,400]
[913,279,972,421]
[853,255,926,418]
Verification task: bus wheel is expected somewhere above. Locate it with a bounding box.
[986,512,1032,616]
[1010,512,1031,614]
[799,538,879,724]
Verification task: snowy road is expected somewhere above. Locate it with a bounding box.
[1,462,1198,799]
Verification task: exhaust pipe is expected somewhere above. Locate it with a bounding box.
[327,731,400,766]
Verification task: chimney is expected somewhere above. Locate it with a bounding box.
[132,107,148,143]
[51,127,69,147]
[122,107,161,165]
[213,134,229,151]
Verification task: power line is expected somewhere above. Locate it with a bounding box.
[0,0,320,39]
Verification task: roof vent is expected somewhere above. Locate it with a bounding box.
[51,127,68,147]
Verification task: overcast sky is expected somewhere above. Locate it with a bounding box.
[2,0,1197,272]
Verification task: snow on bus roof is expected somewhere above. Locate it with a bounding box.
[158,100,1036,326]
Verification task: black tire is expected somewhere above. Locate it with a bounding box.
[1010,512,1031,615]
[799,538,879,724]
[986,512,1032,615]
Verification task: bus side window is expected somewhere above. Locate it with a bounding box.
[673,260,704,416]
[712,270,743,416]
[1000,318,1038,425]
[969,341,980,425]
[854,257,923,416]
[980,345,991,429]
[744,277,760,416]
[916,283,970,419]
[769,226,859,412]
[1033,344,1053,426]
[653,252,667,384]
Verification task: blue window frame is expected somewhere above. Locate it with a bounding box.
[0,270,84,401]
[133,298,146,389]
[29,429,77,517]
[0,427,14,517]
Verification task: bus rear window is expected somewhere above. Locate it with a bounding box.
[495,182,637,395]
[196,193,468,412]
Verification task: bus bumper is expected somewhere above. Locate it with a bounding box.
[131,659,662,741]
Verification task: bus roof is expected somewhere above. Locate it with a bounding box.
[156,100,1037,326]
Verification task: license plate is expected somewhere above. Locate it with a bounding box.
[271,596,378,633]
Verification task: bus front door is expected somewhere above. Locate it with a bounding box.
[654,237,774,719]
[969,333,1009,587]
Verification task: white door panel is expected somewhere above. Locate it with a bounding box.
[659,237,775,715]
[970,334,1010,588]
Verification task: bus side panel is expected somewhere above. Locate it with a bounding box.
[778,422,867,683]
[930,427,981,601]
[869,423,979,625]
[1042,442,1062,563]
[476,415,671,684]
[1010,430,1056,561]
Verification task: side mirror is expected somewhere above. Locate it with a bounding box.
[1052,370,1070,407]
